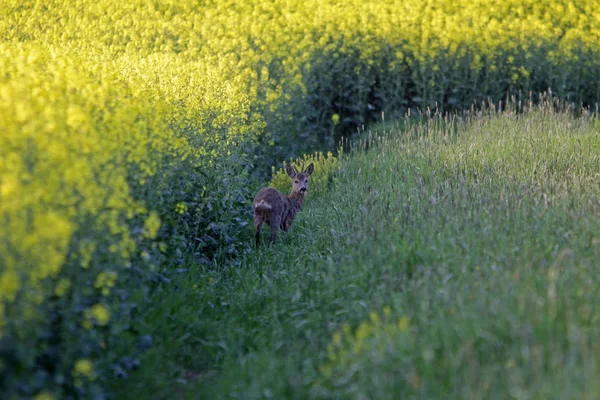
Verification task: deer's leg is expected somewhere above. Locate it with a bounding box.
[282,216,294,232]
[255,224,261,248]
[269,215,281,244]
[254,215,263,248]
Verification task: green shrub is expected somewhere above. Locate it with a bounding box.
[0,43,261,399]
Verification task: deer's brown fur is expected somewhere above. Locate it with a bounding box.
[253,161,314,247]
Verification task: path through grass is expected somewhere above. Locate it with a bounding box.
[115,103,600,399]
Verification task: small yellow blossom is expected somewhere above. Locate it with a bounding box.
[398,316,410,332]
[85,304,111,327]
[73,359,95,378]
[331,113,340,125]
[0,177,18,198]
[143,211,161,239]
[94,271,118,296]
[0,269,20,302]
[356,321,371,341]
[175,202,188,214]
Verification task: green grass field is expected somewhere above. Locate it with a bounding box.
[113,100,600,399]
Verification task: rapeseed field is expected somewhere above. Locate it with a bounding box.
[1,0,600,397]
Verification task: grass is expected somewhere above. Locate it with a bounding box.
[113,101,600,399]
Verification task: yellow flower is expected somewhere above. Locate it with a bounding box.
[175,202,188,214]
[0,177,18,198]
[73,359,95,378]
[0,269,20,302]
[355,321,371,341]
[398,316,410,332]
[85,304,110,326]
[331,113,340,125]
[94,271,118,295]
[143,211,161,239]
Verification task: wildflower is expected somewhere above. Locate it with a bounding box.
[398,316,410,332]
[94,271,118,296]
[175,202,188,214]
[331,113,340,125]
[0,269,20,302]
[0,177,18,198]
[143,211,161,239]
[73,359,95,379]
[355,321,371,341]
[85,304,110,327]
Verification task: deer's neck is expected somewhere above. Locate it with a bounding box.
[287,192,304,210]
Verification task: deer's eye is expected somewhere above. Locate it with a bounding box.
[295,180,298,183]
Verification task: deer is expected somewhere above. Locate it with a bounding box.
[253,160,314,248]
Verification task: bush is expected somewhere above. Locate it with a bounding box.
[0,42,261,398]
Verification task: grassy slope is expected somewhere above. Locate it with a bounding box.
[115,106,600,399]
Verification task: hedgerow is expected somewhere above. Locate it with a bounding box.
[0,40,261,400]
[2,0,600,398]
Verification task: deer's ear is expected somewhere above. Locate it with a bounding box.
[305,163,314,176]
[285,164,296,178]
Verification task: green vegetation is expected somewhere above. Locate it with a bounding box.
[3,0,600,397]
[116,100,600,398]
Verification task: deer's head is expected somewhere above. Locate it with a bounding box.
[285,161,314,197]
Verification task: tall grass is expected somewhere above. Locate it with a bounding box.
[116,100,600,399]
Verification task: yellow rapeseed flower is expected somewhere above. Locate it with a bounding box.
[73,358,95,378]
[143,211,161,239]
[0,269,20,302]
[0,177,18,198]
[398,316,410,332]
[85,304,110,326]
[175,202,188,214]
[331,113,340,125]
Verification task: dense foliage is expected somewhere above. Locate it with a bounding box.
[2,0,600,398]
